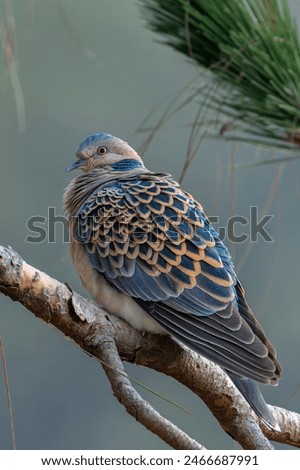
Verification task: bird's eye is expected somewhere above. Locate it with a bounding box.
[97,146,107,155]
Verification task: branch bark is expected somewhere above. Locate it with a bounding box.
[0,245,299,449]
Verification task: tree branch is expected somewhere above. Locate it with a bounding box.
[95,323,205,450]
[0,245,299,449]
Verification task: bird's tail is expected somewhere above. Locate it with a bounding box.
[228,373,280,431]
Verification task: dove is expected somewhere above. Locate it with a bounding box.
[64,133,281,430]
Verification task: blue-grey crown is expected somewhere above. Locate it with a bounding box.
[76,133,113,156]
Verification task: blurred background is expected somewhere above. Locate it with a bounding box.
[0,0,299,450]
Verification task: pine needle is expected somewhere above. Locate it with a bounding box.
[97,357,191,414]
[141,0,300,152]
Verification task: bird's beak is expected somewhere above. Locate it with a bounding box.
[65,158,85,172]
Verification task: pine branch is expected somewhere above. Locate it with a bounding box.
[141,0,300,150]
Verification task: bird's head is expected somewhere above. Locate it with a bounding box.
[66,133,144,174]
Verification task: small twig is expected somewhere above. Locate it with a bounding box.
[184,0,194,59]
[0,0,26,132]
[0,336,16,449]
[237,162,285,272]
[54,0,100,66]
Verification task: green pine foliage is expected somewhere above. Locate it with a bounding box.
[142,0,300,150]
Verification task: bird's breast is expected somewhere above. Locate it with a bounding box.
[70,240,166,335]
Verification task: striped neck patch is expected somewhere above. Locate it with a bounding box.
[111,159,142,171]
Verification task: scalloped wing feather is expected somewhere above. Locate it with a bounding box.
[76,174,235,311]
